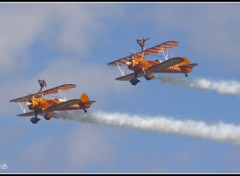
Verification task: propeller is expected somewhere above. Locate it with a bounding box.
[26,99,40,110]
[34,110,38,118]
[26,100,33,109]
[126,59,140,69]
[126,60,132,69]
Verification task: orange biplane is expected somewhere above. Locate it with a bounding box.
[107,38,198,85]
[9,80,96,124]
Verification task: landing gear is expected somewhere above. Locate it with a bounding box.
[84,108,87,113]
[129,78,140,85]
[144,75,151,80]
[30,110,41,124]
[129,70,141,85]
[44,115,51,120]
[30,117,41,124]
[185,73,188,77]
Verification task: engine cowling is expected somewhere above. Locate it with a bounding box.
[144,73,154,80]
[26,100,33,110]
[126,59,139,69]
[44,113,54,120]
[26,100,39,110]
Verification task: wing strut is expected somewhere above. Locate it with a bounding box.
[141,52,144,60]
[117,64,125,76]
[18,101,26,113]
[161,46,168,60]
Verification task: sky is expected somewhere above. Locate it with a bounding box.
[1,2,240,173]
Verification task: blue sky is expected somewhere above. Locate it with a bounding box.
[1,2,240,173]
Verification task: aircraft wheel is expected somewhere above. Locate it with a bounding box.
[185,73,188,77]
[44,115,51,120]
[129,78,140,85]
[144,75,152,80]
[84,109,87,113]
[30,117,41,124]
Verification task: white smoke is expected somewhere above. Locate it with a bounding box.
[54,111,240,145]
[156,76,240,95]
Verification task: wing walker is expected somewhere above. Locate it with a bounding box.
[9,79,96,124]
[108,38,198,85]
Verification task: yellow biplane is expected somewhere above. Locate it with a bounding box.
[107,38,198,85]
[9,80,96,124]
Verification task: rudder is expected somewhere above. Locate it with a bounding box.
[80,93,91,109]
[80,93,90,102]
[179,57,190,66]
[178,57,198,73]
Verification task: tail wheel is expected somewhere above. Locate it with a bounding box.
[144,73,154,80]
[44,115,51,120]
[144,75,152,80]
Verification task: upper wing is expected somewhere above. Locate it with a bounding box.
[148,57,184,73]
[115,72,144,81]
[107,41,179,66]
[9,94,38,103]
[41,84,76,95]
[134,41,179,57]
[9,84,76,103]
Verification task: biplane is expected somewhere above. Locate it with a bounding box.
[107,38,198,85]
[9,80,96,124]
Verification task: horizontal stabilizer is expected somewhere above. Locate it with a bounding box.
[81,100,96,104]
[179,63,198,68]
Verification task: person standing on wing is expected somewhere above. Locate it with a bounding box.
[136,37,149,51]
[38,79,47,92]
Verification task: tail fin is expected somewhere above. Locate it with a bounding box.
[80,93,96,109]
[80,93,89,102]
[178,57,198,72]
[179,57,191,66]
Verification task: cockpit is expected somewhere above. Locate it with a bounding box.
[54,98,67,102]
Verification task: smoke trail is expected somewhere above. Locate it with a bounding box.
[156,76,240,95]
[54,111,240,145]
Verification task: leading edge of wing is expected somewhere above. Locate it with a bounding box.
[107,55,133,66]
[40,84,76,96]
[9,84,76,103]
[148,57,184,73]
[9,93,42,103]
[107,41,179,66]
[134,41,179,58]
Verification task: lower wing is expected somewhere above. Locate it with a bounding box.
[115,72,144,81]
[18,111,36,117]
[46,99,81,112]
[46,99,96,112]
[148,57,185,73]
